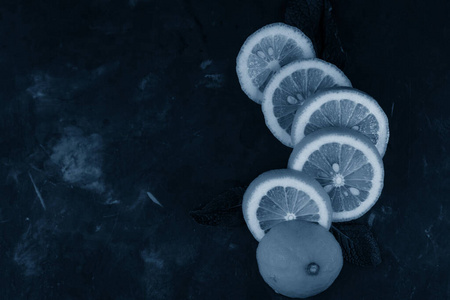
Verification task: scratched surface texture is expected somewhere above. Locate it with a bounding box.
[1,0,449,299]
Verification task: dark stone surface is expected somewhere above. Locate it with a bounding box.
[0,0,449,299]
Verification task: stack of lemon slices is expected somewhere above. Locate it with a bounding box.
[236,23,389,298]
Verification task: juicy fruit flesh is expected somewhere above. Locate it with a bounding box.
[256,186,321,233]
[242,169,333,241]
[273,68,341,135]
[302,143,374,213]
[257,220,343,298]
[304,99,380,144]
[248,35,305,93]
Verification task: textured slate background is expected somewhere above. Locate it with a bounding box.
[1,0,449,299]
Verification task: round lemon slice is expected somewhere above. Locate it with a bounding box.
[262,59,351,147]
[291,87,389,156]
[242,169,332,241]
[288,128,384,222]
[236,23,316,104]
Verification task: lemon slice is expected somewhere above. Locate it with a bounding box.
[236,23,316,104]
[242,169,332,241]
[288,128,384,222]
[291,87,389,156]
[262,59,352,147]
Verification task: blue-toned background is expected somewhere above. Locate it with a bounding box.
[1,0,449,299]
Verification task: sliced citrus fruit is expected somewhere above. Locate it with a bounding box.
[291,87,390,156]
[242,169,332,241]
[288,128,384,222]
[236,23,316,104]
[262,59,352,147]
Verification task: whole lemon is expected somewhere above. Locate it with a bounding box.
[256,220,343,298]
